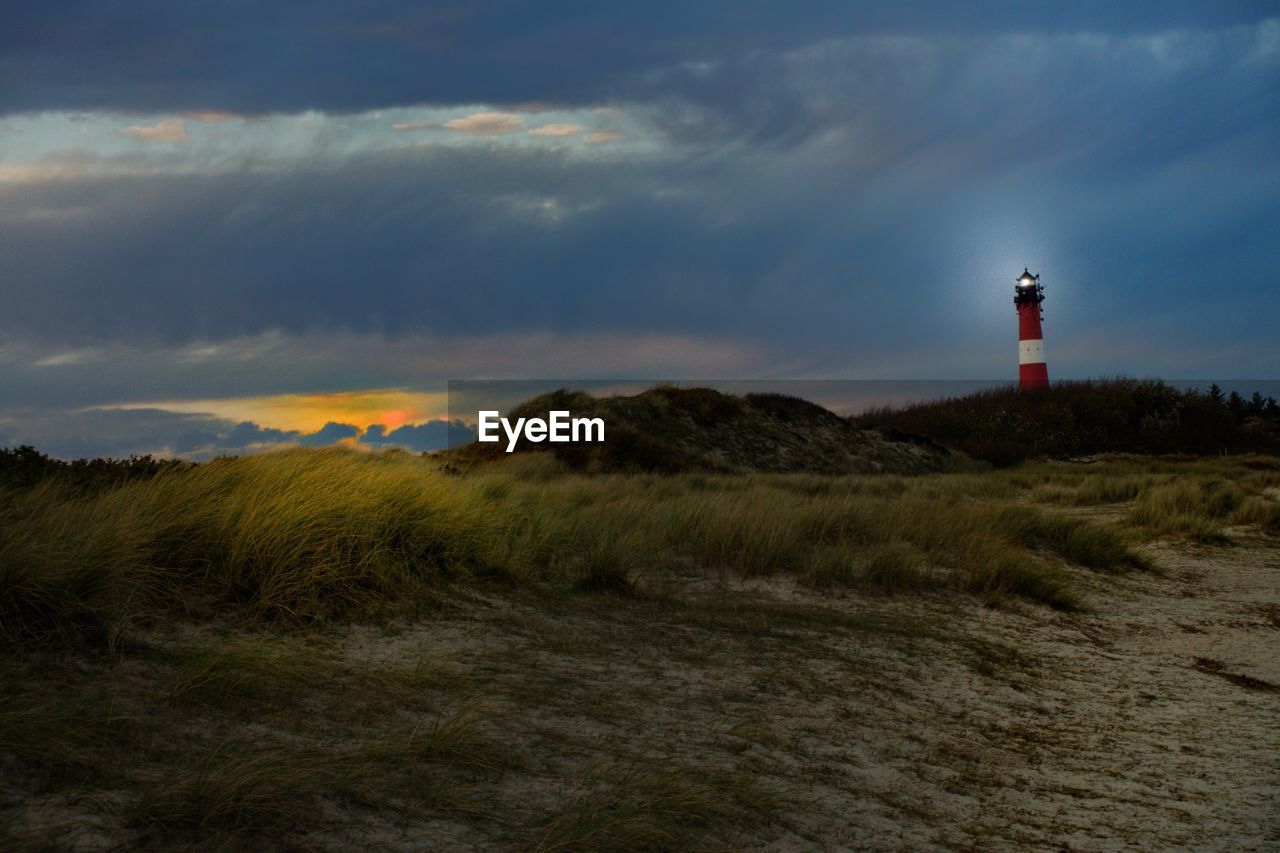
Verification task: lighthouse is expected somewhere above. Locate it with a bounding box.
[1015,268,1048,388]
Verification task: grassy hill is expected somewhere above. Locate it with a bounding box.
[452,385,952,474]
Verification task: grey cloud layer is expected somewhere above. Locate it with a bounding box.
[2,2,1272,115]
[3,30,1276,370]
[0,331,765,412]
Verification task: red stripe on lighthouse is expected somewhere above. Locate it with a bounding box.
[1019,360,1048,388]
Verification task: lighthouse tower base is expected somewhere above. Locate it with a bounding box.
[1019,360,1048,388]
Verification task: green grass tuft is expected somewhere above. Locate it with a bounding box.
[1229,495,1280,533]
[1127,479,1245,541]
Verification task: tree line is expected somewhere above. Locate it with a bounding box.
[852,379,1280,465]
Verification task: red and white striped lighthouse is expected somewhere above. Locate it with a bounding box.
[1014,268,1048,388]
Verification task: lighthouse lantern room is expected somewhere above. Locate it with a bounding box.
[1014,268,1048,388]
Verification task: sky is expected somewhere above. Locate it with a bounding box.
[2,2,1278,458]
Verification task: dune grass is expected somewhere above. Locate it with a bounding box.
[0,448,499,647]
[161,639,330,705]
[2,450,1272,649]
[0,639,507,848]
[5,447,1235,651]
[1019,457,1280,541]
[1230,495,1280,533]
[130,702,502,836]
[1126,480,1245,541]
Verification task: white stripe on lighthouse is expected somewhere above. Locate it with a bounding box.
[1019,339,1045,365]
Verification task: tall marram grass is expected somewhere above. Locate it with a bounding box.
[1127,479,1246,541]
[1023,457,1280,540]
[458,464,1144,609]
[0,448,496,646]
[2,447,1175,647]
[1230,495,1280,533]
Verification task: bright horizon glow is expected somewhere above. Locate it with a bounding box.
[94,389,450,434]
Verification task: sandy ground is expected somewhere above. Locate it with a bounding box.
[5,526,1277,849]
[324,528,1279,849]
[895,530,1279,850]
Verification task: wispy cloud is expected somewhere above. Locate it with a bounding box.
[0,329,770,417]
[0,162,85,184]
[443,111,522,135]
[120,118,189,143]
[529,122,584,137]
[583,130,620,144]
[183,110,237,123]
[32,349,100,368]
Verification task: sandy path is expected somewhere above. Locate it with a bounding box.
[919,531,1280,849]
[330,530,1280,849]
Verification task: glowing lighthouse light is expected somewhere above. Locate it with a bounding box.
[1014,268,1048,388]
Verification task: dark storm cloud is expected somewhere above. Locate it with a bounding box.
[3,78,1277,378]
[297,421,360,446]
[638,27,1280,169]
[359,420,475,452]
[0,408,281,459]
[0,146,777,344]
[225,420,294,447]
[1,2,1274,116]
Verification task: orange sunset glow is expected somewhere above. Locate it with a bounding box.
[102,389,449,434]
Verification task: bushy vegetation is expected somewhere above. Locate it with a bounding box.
[0,444,191,491]
[852,379,1280,465]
